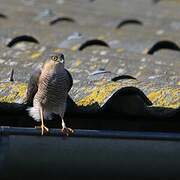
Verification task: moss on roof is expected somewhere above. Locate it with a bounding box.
[0,82,27,103]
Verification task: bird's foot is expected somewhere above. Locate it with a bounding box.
[35,125,49,135]
[61,127,74,136]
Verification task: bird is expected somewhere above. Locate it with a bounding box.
[26,53,74,135]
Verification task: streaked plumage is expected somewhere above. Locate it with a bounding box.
[26,53,73,135]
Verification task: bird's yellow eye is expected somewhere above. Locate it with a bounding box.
[51,56,58,61]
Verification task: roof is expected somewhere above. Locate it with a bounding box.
[0,0,179,130]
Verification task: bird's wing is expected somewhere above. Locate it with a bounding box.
[25,66,42,105]
[65,69,73,92]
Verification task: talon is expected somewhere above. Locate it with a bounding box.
[35,125,49,135]
[61,127,74,136]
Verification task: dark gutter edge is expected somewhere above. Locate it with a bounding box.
[1,126,180,141]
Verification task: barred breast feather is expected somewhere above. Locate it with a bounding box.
[37,70,70,108]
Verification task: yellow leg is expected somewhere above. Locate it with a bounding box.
[36,105,49,135]
[61,118,74,136]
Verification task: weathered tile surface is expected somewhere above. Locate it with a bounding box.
[0,0,179,121]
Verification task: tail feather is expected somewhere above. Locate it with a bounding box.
[27,106,40,122]
[27,107,53,121]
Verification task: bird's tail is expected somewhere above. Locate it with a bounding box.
[27,106,40,122]
[27,106,53,121]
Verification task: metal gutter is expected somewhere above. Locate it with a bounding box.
[1,126,180,179]
[1,126,180,141]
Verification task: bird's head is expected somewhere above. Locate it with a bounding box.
[50,53,65,65]
[43,53,65,72]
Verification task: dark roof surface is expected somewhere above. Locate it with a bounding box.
[0,0,179,129]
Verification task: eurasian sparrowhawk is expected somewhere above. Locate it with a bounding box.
[26,53,73,135]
